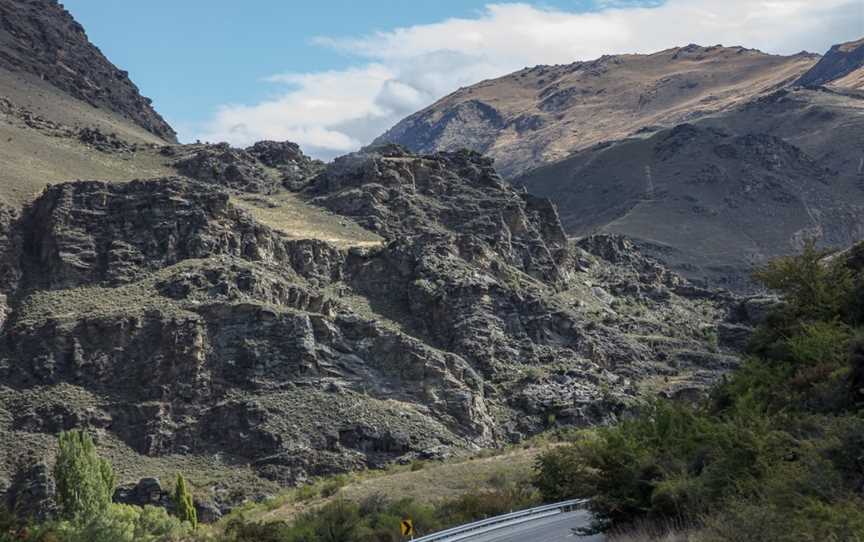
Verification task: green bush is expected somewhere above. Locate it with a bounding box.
[294,485,317,503]
[319,476,348,499]
[223,518,295,542]
[55,504,189,542]
[752,240,853,323]
[218,483,537,542]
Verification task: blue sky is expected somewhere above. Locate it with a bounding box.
[63,0,862,156]
[63,1,618,132]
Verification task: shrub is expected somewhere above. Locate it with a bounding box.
[534,243,864,536]
[535,400,789,531]
[752,240,852,323]
[54,503,188,542]
[224,518,295,542]
[319,475,348,498]
[303,499,361,542]
[294,484,317,503]
[849,332,864,404]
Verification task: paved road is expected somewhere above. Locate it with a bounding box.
[462,509,605,542]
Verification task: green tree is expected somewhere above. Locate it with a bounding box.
[172,473,197,530]
[752,240,853,322]
[53,430,115,522]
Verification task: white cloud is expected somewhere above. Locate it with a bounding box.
[194,0,862,158]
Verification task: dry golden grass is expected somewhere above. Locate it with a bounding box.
[248,445,548,524]
[0,123,174,206]
[232,193,383,249]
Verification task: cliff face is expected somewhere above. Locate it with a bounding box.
[374,45,818,178]
[0,0,176,142]
[0,143,745,517]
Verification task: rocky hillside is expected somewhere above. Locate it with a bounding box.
[374,45,819,177]
[0,0,176,141]
[0,142,748,519]
[516,77,864,290]
[0,0,179,206]
[797,37,864,90]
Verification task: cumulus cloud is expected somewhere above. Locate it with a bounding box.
[194,0,862,158]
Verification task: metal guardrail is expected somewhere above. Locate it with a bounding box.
[412,499,587,541]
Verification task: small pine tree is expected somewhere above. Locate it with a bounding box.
[173,473,197,530]
[53,430,115,522]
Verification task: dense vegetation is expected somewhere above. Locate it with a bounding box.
[536,242,864,541]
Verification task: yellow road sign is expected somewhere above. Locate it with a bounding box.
[400,518,414,536]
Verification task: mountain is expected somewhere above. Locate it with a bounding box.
[0,3,755,521]
[797,37,864,90]
[374,45,819,177]
[515,41,864,290]
[0,0,177,206]
[0,0,175,141]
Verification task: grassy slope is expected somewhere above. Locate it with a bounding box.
[228,444,548,526]
[232,193,382,249]
[0,68,174,206]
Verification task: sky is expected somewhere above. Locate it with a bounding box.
[63,0,863,158]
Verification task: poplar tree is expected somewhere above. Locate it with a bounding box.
[173,473,197,530]
[53,430,115,522]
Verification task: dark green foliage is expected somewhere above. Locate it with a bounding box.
[535,243,864,538]
[849,332,864,404]
[53,430,115,523]
[752,240,853,324]
[173,473,197,530]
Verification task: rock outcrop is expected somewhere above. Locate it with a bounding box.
[171,142,325,194]
[0,143,745,517]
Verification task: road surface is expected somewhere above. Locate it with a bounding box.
[460,509,605,542]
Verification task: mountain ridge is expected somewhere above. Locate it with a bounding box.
[374,44,820,177]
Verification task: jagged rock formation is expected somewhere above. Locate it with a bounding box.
[0,0,176,142]
[0,143,744,516]
[170,141,325,194]
[3,463,56,521]
[375,45,819,177]
[797,38,864,90]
